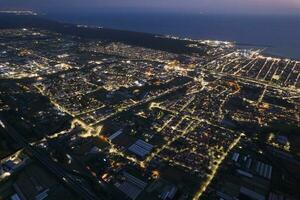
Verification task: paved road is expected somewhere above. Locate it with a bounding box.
[0,114,101,200]
[92,80,193,127]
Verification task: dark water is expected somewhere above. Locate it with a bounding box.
[46,12,300,60]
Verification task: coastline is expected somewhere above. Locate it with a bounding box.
[1,12,299,61]
[44,17,300,61]
[45,12,300,60]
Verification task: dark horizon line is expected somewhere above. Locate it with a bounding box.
[1,7,300,17]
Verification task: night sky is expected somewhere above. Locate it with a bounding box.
[1,0,300,15]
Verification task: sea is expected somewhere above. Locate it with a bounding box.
[46,12,300,60]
